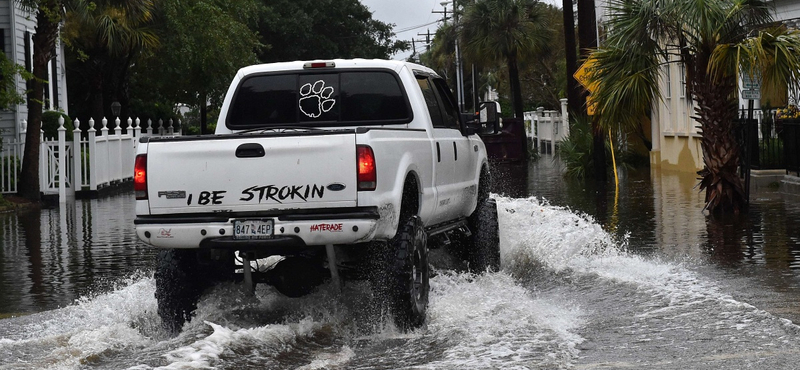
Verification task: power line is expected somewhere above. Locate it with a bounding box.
[394,20,443,34]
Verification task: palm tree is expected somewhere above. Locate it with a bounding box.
[589,0,800,213]
[459,0,550,119]
[63,0,158,122]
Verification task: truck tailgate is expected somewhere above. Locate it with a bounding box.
[145,133,358,215]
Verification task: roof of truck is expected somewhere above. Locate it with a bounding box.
[235,59,435,78]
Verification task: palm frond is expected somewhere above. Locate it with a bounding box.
[729,26,800,95]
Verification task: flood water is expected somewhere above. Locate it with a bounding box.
[2,156,800,369]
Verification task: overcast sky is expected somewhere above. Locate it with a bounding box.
[360,0,563,60]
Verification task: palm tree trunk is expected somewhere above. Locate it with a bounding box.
[577,0,596,114]
[19,1,61,201]
[694,74,746,213]
[591,116,606,181]
[507,54,523,119]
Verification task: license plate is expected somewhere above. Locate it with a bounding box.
[233,219,274,239]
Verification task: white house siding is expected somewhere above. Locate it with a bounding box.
[773,0,800,22]
[0,3,68,144]
[0,2,14,143]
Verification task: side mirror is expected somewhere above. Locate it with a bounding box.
[477,101,499,134]
[461,112,479,136]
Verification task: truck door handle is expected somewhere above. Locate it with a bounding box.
[436,142,441,162]
[453,142,458,161]
[236,143,265,158]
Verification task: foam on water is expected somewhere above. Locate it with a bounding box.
[159,319,322,369]
[424,271,585,368]
[0,272,159,370]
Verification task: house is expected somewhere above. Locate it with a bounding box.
[0,2,69,144]
[648,0,800,172]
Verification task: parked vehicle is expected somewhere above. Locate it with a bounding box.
[133,59,501,333]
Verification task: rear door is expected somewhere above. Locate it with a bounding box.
[416,75,463,222]
[145,133,358,215]
[432,78,475,217]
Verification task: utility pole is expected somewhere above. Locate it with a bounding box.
[454,0,465,113]
[432,7,449,22]
[411,37,430,63]
[436,1,465,112]
[563,0,581,115]
[416,29,432,45]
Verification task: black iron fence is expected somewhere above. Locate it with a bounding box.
[736,109,787,171]
[785,120,800,176]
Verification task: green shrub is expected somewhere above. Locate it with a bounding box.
[41,111,74,141]
[557,114,594,178]
[557,114,648,179]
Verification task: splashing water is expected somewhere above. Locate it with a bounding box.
[2,195,799,369]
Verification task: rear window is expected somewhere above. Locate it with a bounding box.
[226,70,412,129]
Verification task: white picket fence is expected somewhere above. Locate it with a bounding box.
[524,98,569,154]
[2,116,181,201]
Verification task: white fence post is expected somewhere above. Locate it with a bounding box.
[158,119,163,136]
[101,118,109,187]
[57,116,66,202]
[560,98,569,139]
[39,128,47,194]
[536,107,543,153]
[168,118,174,135]
[115,117,123,183]
[130,117,138,154]
[73,119,82,192]
[177,119,182,135]
[146,119,153,136]
[133,118,141,138]
[88,118,97,191]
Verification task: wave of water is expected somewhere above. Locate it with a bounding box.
[1,196,798,369]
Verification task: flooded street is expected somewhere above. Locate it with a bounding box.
[2,156,800,369]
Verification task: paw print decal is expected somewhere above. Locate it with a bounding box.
[299,80,336,118]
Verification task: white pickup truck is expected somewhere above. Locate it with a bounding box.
[134,59,500,333]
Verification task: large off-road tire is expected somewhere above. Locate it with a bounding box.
[154,249,208,334]
[375,215,429,330]
[465,198,500,273]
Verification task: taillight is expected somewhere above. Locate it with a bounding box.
[134,154,147,200]
[357,145,376,191]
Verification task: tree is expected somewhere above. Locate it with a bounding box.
[256,0,408,62]
[62,0,158,124]
[518,3,566,110]
[589,0,800,213]
[17,0,64,201]
[0,52,30,110]
[131,0,262,134]
[459,0,550,119]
